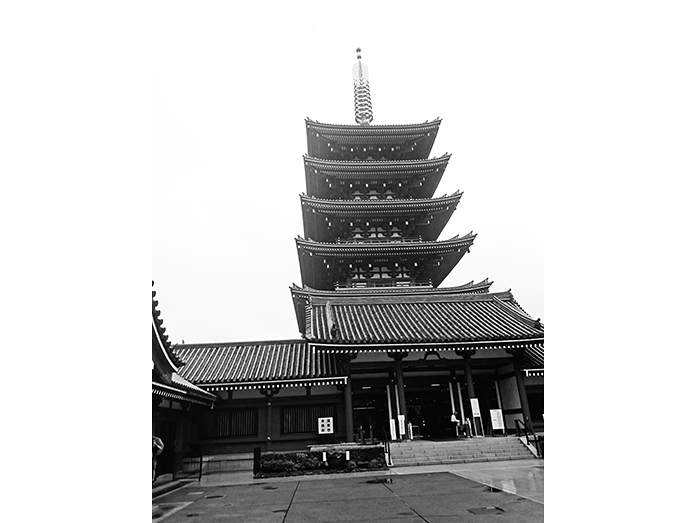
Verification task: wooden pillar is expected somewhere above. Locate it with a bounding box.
[509,350,533,428]
[261,388,279,451]
[456,350,476,417]
[463,353,475,399]
[338,354,356,442]
[389,352,408,438]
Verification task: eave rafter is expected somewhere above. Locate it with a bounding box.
[299,192,462,215]
[296,232,476,256]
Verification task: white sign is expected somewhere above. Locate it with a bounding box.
[398,414,406,435]
[470,398,481,417]
[318,417,334,434]
[389,419,397,440]
[490,409,505,430]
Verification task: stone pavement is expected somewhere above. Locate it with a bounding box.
[153,459,543,522]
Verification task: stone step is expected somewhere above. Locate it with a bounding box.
[393,448,521,455]
[391,454,534,467]
[392,446,524,455]
[392,449,530,460]
[392,452,530,460]
[387,437,536,468]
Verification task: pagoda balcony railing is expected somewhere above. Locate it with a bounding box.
[336,237,423,244]
[335,279,433,289]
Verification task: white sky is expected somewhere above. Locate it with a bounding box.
[153,1,544,344]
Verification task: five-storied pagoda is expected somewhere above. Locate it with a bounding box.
[290,49,543,441]
[170,50,543,457]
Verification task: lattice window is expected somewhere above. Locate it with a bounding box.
[282,405,336,434]
[200,408,258,439]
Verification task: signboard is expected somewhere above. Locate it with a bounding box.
[389,419,397,440]
[318,417,334,434]
[470,398,481,417]
[398,414,406,435]
[490,409,505,431]
[470,398,483,437]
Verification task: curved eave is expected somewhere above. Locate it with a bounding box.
[300,192,462,214]
[295,233,475,256]
[295,234,475,290]
[152,381,216,406]
[290,279,492,300]
[306,119,441,160]
[306,118,442,133]
[152,318,180,379]
[309,340,544,353]
[199,377,348,392]
[152,285,183,369]
[303,154,451,173]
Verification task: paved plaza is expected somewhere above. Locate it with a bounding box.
[153,459,543,522]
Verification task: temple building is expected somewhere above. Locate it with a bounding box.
[152,284,216,476]
[165,50,543,456]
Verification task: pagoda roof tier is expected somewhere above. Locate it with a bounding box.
[300,192,462,242]
[289,280,493,334]
[295,233,476,291]
[303,154,450,200]
[173,340,346,391]
[306,118,442,161]
[303,291,544,352]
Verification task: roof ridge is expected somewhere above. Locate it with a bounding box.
[306,118,442,129]
[303,153,451,165]
[300,192,462,204]
[310,291,512,306]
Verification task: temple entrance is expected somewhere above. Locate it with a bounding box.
[406,384,454,439]
[156,420,177,475]
[352,386,390,441]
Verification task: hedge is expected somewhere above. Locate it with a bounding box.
[256,445,387,477]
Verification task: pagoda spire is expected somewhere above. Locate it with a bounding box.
[352,48,373,126]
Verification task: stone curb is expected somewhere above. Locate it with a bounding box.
[152,479,194,499]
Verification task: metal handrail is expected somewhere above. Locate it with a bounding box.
[514,418,542,458]
[381,429,392,466]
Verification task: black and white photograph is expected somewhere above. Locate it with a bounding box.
[4,1,696,522]
[151,2,544,522]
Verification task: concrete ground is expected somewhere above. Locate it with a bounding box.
[153,459,543,522]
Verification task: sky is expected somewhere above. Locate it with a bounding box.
[153,1,544,344]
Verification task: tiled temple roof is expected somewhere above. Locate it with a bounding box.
[289,280,494,335]
[173,340,346,390]
[306,292,544,349]
[523,343,544,369]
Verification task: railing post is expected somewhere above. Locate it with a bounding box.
[253,447,261,475]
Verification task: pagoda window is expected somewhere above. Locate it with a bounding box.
[395,265,411,279]
[349,266,368,280]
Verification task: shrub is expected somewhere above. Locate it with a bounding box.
[257,445,387,477]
